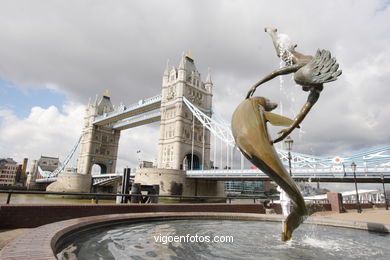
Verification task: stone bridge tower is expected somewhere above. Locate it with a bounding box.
[157,53,213,170]
[77,92,121,174]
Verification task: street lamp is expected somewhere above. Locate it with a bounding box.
[381,174,388,210]
[351,162,362,213]
[284,136,293,176]
[136,150,142,168]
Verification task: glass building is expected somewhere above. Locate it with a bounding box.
[224,181,264,194]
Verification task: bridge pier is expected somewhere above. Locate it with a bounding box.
[46,173,92,193]
[135,168,225,197]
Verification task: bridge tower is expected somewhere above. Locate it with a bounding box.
[77,92,121,174]
[157,53,213,170]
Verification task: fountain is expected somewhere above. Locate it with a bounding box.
[56,218,390,260]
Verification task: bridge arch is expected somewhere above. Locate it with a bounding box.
[182,153,200,170]
[91,163,107,174]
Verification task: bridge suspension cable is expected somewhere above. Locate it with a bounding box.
[183,96,235,148]
[39,135,82,178]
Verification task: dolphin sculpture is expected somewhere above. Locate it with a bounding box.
[231,97,307,241]
[232,27,342,241]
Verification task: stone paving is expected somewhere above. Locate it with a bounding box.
[0,229,30,251]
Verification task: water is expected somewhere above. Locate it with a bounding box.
[58,219,389,260]
[0,193,115,204]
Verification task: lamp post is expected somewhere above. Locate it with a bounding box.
[136,150,142,168]
[381,174,388,210]
[351,162,362,213]
[284,136,293,176]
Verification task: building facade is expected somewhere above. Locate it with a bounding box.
[0,158,18,186]
[157,53,213,170]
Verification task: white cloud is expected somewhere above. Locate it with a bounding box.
[0,103,84,167]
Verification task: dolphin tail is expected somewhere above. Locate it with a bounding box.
[281,205,308,241]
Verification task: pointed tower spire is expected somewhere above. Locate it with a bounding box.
[206,67,212,84]
[164,59,170,76]
[179,52,185,70]
[103,89,110,99]
[178,52,186,81]
[162,59,170,86]
[94,94,98,106]
[205,67,213,93]
[186,50,193,60]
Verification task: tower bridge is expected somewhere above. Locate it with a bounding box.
[28,53,390,195]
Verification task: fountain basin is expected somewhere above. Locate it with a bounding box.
[1,212,389,260]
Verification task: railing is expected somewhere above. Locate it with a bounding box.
[0,190,276,205]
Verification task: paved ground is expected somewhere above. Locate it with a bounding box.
[313,207,390,224]
[0,228,30,250]
[1,208,389,252]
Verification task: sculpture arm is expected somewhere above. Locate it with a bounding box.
[272,88,321,144]
[246,64,302,99]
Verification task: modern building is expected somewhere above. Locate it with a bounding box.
[139,161,154,168]
[15,158,28,185]
[225,181,264,195]
[0,158,18,186]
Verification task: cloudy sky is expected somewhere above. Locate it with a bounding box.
[1,0,390,188]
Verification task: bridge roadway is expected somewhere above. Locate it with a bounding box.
[92,95,162,129]
[36,167,390,185]
[185,168,390,183]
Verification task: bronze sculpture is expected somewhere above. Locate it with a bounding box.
[232,27,342,241]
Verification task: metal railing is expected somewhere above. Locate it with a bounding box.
[0,190,276,205]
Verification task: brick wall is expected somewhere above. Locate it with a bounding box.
[343,203,374,210]
[269,203,331,214]
[0,203,265,229]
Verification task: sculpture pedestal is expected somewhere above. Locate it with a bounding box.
[327,192,344,213]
